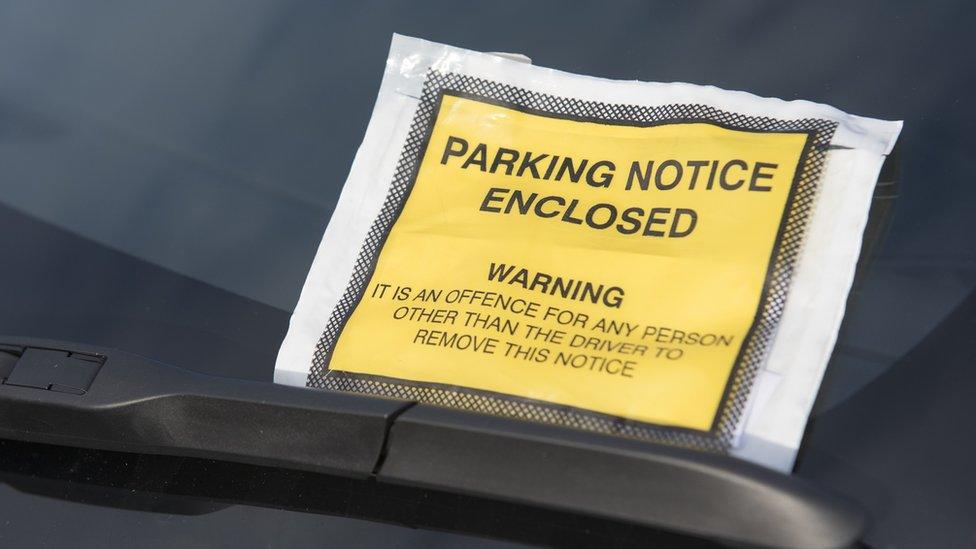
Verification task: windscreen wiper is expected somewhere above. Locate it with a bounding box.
[0,337,405,476]
[0,336,864,548]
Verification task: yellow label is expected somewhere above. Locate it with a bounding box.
[328,93,810,432]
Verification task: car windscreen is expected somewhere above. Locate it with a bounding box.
[0,2,974,547]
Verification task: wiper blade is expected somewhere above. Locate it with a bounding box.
[0,337,409,477]
[0,337,865,548]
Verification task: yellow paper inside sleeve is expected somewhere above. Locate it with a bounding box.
[328,93,809,432]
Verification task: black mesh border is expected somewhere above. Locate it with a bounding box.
[306,70,837,453]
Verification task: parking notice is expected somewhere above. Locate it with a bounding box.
[310,73,833,447]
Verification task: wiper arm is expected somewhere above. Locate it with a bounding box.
[0,337,409,477]
[0,336,865,548]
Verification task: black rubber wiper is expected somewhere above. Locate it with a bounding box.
[0,336,865,548]
[0,337,408,477]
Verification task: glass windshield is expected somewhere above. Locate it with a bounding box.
[0,2,973,547]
